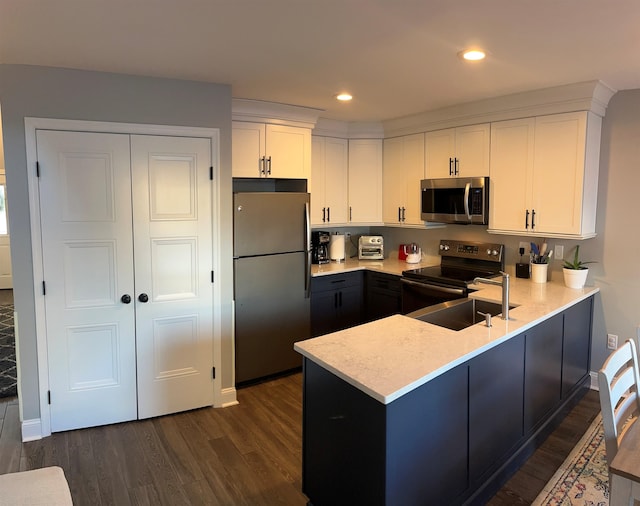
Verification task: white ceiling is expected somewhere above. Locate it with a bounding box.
[1,0,639,122]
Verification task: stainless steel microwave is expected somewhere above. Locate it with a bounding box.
[420,177,489,225]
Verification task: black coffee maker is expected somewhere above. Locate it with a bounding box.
[311,231,330,264]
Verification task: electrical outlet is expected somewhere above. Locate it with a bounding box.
[607,333,618,350]
[518,241,529,254]
[555,245,564,260]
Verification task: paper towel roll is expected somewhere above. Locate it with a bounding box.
[330,233,345,262]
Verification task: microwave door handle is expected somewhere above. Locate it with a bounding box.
[464,182,471,220]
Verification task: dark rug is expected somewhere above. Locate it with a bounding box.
[0,304,16,398]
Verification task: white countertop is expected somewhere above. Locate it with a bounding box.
[295,275,599,405]
[311,256,432,277]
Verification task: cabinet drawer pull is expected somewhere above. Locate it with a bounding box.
[525,209,530,229]
[531,209,536,229]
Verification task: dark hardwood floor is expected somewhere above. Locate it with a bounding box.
[0,374,601,505]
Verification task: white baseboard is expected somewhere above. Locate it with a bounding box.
[220,387,238,407]
[590,371,599,390]
[21,419,43,442]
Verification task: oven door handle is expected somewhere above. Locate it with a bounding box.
[400,278,466,296]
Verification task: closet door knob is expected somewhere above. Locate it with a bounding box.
[138,293,149,303]
[121,294,132,304]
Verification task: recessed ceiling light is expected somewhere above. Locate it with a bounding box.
[336,93,353,102]
[459,49,486,61]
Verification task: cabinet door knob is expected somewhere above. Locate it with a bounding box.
[121,294,132,304]
[138,293,149,303]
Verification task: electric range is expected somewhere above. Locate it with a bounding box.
[401,239,505,313]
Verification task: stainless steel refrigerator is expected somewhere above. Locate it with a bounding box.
[233,192,311,384]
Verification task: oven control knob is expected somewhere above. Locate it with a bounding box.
[488,249,499,256]
[440,244,450,251]
[486,248,492,255]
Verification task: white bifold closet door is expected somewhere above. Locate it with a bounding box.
[36,130,214,432]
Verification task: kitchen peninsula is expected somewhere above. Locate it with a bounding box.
[295,278,598,506]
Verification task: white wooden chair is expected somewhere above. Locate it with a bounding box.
[598,338,640,506]
[598,338,640,464]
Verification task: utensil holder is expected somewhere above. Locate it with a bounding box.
[531,263,548,283]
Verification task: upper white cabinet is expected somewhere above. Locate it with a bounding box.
[348,139,383,224]
[232,121,311,179]
[425,124,490,178]
[383,133,425,226]
[489,111,601,239]
[311,136,348,225]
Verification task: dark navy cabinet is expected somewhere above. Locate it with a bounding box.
[365,271,402,321]
[302,296,594,506]
[561,297,593,398]
[524,313,564,433]
[310,271,363,337]
[469,334,525,487]
[303,358,468,506]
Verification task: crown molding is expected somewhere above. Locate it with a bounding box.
[232,98,323,129]
[313,118,384,138]
[383,80,617,137]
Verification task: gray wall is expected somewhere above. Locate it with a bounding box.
[0,64,233,421]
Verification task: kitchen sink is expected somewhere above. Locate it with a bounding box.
[407,298,516,331]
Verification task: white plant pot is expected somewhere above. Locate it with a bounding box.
[563,268,588,289]
[531,263,548,283]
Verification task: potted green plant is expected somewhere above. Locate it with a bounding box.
[562,245,593,289]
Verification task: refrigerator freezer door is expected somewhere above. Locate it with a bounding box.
[234,252,310,383]
[234,192,310,257]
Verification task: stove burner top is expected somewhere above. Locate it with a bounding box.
[402,265,501,287]
[401,239,505,288]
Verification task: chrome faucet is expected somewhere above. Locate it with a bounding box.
[473,271,510,320]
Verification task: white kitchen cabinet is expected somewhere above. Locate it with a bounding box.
[232,121,311,179]
[489,111,601,239]
[425,124,490,178]
[311,136,348,225]
[488,118,535,233]
[383,133,425,226]
[348,139,383,224]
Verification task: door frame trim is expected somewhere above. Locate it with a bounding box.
[25,118,222,437]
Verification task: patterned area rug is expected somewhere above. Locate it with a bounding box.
[0,304,17,398]
[533,413,609,505]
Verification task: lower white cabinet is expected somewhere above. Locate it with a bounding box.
[489,111,601,239]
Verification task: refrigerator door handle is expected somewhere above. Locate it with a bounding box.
[305,201,311,299]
